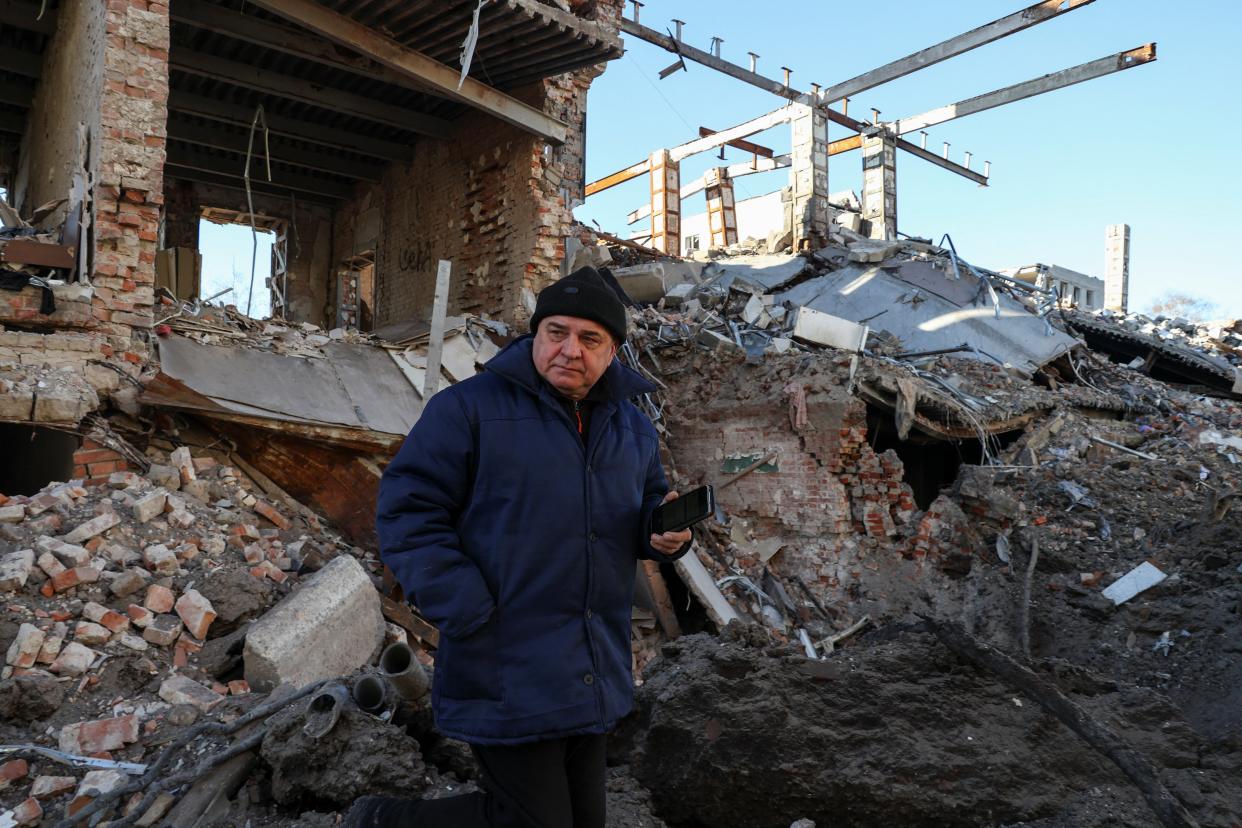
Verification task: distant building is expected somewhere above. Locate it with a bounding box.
[1000,263,1105,310]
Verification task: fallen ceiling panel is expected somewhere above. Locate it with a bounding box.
[776,259,1079,374]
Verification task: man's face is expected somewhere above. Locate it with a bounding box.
[532,315,618,400]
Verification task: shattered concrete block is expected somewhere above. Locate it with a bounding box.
[83,601,129,633]
[11,796,41,826]
[30,775,76,799]
[131,489,167,524]
[244,554,384,692]
[126,604,154,628]
[25,491,68,517]
[142,544,178,575]
[35,552,65,579]
[58,714,139,754]
[168,509,196,529]
[50,566,100,593]
[107,471,140,489]
[62,511,120,544]
[147,464,181,491]
[0,548,35,592]
[175,589,216,640]
[73,622,112,647]
[170,446,196,484]
[68,769,127,816]
[6,624,45,668]
[181,479,211,502]
[0,504,26,523]
[143,615,182,647]
[50,642,99,676]
[696,328,743,354]
[159,675,224,713]
[36,633,63,665]
[36,536,91,568]
[120,634,149,652]
[109,568,147,598]
[144,583,175,613]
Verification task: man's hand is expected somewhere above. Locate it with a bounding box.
[649,490,693,555]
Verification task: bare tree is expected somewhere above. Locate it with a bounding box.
[1146,292,1218,322]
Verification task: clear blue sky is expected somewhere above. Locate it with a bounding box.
[576,0,1242,318]
[198,220,273,318]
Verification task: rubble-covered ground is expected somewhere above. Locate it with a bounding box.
[3,231,1241,827]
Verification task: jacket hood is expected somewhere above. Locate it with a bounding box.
[483,335,657,402]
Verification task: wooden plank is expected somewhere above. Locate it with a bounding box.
[246,0,570,144]
[640,560,682,639]
[380,595,441,649]
[673,548,740,629]
[423,260,451,398]
[0,239,76,269]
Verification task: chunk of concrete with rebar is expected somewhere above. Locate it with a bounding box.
[243,555,384,691]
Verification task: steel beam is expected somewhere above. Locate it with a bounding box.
[626,154,792,224]
[895,139,988,186]
[584,158,651,197]
[669,106,794,162]
[165,145,355,201]
[0,0,54,35]
[0,48,41,78]
[698,127,774,159]
[166,115,386,182]
[0,80,33,108]
[620,17,804,103]
[815,0,1096,106]
[168,90,412,163]
[245,0,570,144]
[170,50,452,138]
[892,43,1157,134]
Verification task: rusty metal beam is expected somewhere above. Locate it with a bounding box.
[584,158,651,197]
[815,0,1097,106]
[698,127,774,158]
[892,44,1157,134]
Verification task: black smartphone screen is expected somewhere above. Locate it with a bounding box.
[651,485,714,534]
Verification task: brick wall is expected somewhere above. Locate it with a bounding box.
[91,0,168,340]
[666,376,987,603]
[162,178,335,326]
[0,285,95,329]
[72,437,132,486]
[333,26,617,330]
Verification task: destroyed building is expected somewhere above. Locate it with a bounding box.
[2,1,1241,827]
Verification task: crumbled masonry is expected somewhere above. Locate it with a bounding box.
[0,1,1236,820]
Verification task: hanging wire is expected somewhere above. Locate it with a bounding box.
[243,105,272,318]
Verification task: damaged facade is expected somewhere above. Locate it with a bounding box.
[2,1,1241,827]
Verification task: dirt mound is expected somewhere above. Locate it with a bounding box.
[615,631,1240,828]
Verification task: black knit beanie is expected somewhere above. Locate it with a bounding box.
[529,266,627,343]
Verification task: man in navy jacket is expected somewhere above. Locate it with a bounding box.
[349,267,691,827]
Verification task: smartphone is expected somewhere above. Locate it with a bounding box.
[650,485,715,534]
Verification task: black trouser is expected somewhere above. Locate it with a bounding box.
[410,733,607,828]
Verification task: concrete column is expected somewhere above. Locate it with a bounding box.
[703,167,737,249]
[648,149,680,255]
[861,129,897,241]
[1104,223,1130,313]
[789,103,828,250]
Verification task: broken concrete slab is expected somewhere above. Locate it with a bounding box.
[789,307,869,352]
[0,549,35,592]
[243,554,384,692]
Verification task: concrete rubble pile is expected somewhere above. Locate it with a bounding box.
[2,230,1240,825]
[601,234,1242,826]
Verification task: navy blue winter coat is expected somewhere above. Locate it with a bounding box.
[376,336,685,745]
